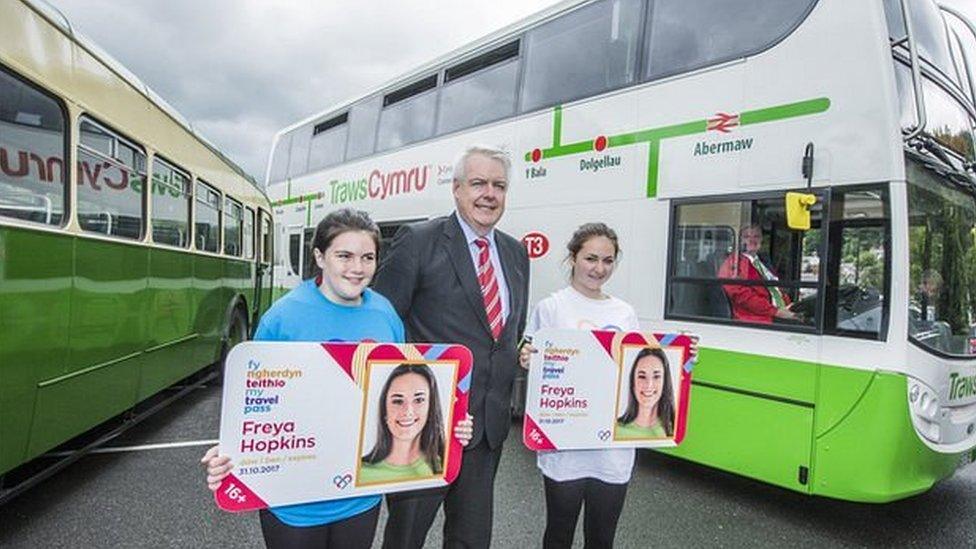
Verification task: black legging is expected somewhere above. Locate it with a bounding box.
[258,504,379,549]
[542,476,628,549]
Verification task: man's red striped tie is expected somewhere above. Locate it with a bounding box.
[475,237,504,339]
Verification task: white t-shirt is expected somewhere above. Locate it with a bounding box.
[527,285,640,484]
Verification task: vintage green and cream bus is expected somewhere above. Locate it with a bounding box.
[264,0,976,502]
[0,0,273,498]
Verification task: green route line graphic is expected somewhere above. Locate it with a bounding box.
[523,97,830,197]
[271,177,323,225]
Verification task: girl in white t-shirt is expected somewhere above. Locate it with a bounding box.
[520,222,637,549]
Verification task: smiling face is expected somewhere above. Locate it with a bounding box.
[741,226,762,255]
[384,372,430,443]
[313,230,376,305]
[632,354,666,412]
[453,153,508,236]
[571,235,617,298]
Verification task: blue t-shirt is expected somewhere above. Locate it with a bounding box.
[253,279,404,528]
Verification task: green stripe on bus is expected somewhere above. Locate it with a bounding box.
[553,105,562,148]
[525,97,830,197]
[739,97,831,126]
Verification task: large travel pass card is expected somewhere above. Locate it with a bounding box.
[215,341,471,512]
[523,329,695,451]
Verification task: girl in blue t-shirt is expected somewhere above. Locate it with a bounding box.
[202,209,472,548]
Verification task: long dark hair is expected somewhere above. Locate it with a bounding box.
[363,364,445,473]
[617,347,675,436]
[310,208,381,278]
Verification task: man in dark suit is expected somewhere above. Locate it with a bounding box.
[373,145,529,549]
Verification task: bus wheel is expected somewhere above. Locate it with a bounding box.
[215,308,248,386]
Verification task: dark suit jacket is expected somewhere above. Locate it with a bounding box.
[373,214,529,449]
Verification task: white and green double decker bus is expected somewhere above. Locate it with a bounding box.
[265,0,976,502]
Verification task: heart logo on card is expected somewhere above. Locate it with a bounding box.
[333,474,352,489]
[598,430,611,441]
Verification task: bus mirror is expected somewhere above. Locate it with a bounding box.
[786,192,817,230]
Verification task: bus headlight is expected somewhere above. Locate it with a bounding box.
[908,379,942,443]
[909,381,940,421]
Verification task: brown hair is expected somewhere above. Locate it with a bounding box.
[566,222,621,276]
[311,209,381,275]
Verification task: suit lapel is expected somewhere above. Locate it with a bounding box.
[443,216,493,337]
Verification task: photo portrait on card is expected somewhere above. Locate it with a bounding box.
[613,344,683,441]
[357,361,456,485]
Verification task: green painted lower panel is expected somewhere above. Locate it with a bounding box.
[28,355,141,456]
[694,347,817,405]
[193,255,226,366]
[811,371,961,502]
[0,226,72,474]
[663,383,814,493]
[137,341,199,401]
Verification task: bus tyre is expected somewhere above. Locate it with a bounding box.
[216,308,248,386]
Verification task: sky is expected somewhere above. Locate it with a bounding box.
[47,0,976,184]
[48,0,565,182]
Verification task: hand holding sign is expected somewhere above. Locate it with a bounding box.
[523,328,695,450]
[213,341,472,511]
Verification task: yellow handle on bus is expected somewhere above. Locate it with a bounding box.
[786,192,818,231]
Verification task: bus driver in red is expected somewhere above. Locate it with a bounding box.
[717,224,796,324]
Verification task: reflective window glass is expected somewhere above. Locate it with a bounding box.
[150,157,190,247]
[243,206,255,259]
[308,122,348,172]
[223,197,242,257]
[195,181,220,252]
[907,160,976,356]
[883,0,957,82]
[521,0,642,112]
[376,91,437,151]
[268,133,291,184]
[922,79,975,162]
[77,119,146,240]
[0,66,66,225]
[825,187,889,338]
[438,59,519,135]
[287,127,311,179]
[289,232,301,276]
[345,97,382,160]
[261,213,272,263]
[668,195,822,329]
[645,0,815,81]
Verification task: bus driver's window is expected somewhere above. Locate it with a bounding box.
[668,196,822,329]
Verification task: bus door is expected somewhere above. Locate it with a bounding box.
[254,210,273,317]
[285,224,305,287]
[285,224,317,284]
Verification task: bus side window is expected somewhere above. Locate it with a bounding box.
[223,197,243,257]
[150,157,191,248]
[194,180,221,253]
[644,0,817,82]
[287,126,311,180]
[345,96,382,161]
[0,67,67,226]
[824,187,890,339]
[520,0,643,113]
[267,133,291,185]
[77,118,146,240]
[243,206,255,260]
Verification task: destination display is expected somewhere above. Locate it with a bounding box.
[523,329,695,451]
[214,341,472,512]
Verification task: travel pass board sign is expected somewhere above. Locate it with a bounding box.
[215,341,472,511]
[523,329,695,450]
